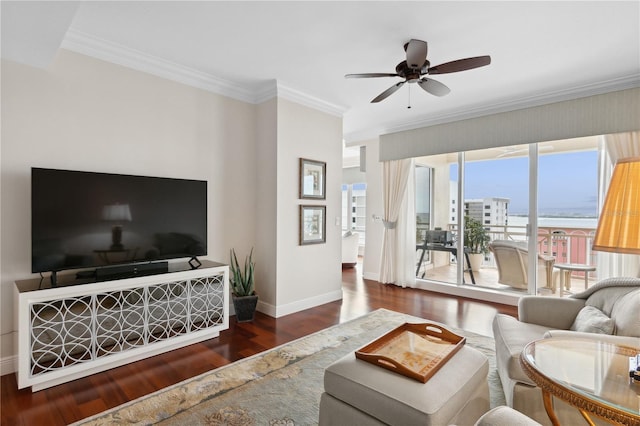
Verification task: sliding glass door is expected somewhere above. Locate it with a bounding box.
[414,137,600,297]
[463,146,530,291]
[536,139,598,294]
[414,154,459,283]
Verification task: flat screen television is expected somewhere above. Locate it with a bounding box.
[32,168,207,282]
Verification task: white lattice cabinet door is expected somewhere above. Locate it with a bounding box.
[15,261,228,391]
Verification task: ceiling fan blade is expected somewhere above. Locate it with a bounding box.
[371,81,405,103]
[345,73,400,78]
[405,39,428,69]
[417,78,451,97]
[428,55,491,74]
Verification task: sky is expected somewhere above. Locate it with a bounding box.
[452,150,598,217]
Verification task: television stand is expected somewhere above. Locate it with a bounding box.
[15,260,229,391]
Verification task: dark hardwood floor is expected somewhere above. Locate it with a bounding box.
[1,266,517,426]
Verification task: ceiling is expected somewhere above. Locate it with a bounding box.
[2,1,639,145]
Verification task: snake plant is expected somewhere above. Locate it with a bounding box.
[230,248,255,297]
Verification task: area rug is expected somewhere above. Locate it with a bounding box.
[74,308,504,425]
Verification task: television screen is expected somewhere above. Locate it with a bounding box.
[32,168,207,274]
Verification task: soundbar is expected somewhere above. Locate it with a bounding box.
[95,261,169,282]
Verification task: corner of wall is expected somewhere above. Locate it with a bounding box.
[360,138,384,281]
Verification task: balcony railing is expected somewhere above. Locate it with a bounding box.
[418,224,597,284]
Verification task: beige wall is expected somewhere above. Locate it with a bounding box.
[251,97,344,317]
[3,50,328,372]
[1,49,345,372]
[270,98,343,316]
[254,98,278,310]
[359,138,384,282]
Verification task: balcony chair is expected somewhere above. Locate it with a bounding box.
[488,240,555,290]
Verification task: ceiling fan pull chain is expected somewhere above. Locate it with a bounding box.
[407,84,412,109]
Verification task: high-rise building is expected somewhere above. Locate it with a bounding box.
[464,197,510,228]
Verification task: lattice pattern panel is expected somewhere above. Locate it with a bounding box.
[29,274,225,378]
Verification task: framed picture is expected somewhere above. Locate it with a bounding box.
[300,205,326,245]
[300,158,326,199]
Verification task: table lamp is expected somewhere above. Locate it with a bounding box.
[592,157,640,254]
[102,203,132,250]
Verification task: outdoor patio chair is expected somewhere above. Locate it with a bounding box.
[488,240,555,290]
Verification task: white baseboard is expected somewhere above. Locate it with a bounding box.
[362,271,380,281]
[415,280,519,306]
[1,355,17,376]
[256,299,276,317]
[257,290,343,318]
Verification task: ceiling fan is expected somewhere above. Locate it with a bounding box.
[345,39,491,103]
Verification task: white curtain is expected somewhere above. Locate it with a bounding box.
[596,131,640,278]
[379,159,416,287]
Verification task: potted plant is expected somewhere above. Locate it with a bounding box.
[230,248,258,322]
[463,216,490,272]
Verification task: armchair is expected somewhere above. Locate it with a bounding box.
[492,277,640,424]
[488,240,555,290]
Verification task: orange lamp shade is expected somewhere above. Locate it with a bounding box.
[592,157,640,254]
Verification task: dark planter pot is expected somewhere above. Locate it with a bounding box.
[232,294,258,323]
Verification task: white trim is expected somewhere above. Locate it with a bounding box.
[257,290,343,318]
[344,74,640,144]
[256,300,276,318]
[62,29,259,103]
[276,83,346,117]
[253,82,278,104]
[414,280,520,307]
[362,271,380,281]
[61,29,347,118]
[1,355,17,376]
[528,144,539,295]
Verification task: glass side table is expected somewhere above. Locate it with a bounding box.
[520,338,640,426]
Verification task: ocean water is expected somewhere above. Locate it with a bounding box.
[509,215,597,229]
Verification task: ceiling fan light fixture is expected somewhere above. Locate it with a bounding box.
[346,38,491,104]
[404,39,428,69]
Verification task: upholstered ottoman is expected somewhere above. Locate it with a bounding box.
[319,345,489,425]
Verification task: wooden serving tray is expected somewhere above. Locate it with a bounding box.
[355,322,466,383]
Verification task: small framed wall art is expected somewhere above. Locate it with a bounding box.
[300,205,326,245]
[299,158,326,199]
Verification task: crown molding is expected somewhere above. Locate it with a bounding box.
[275,83,347,117]
[344,74,640,143]
[61,28,637,142]
[252,82,278,104]
[62,29,259,103]
[251,81,347,117]
[61,28,346,118]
